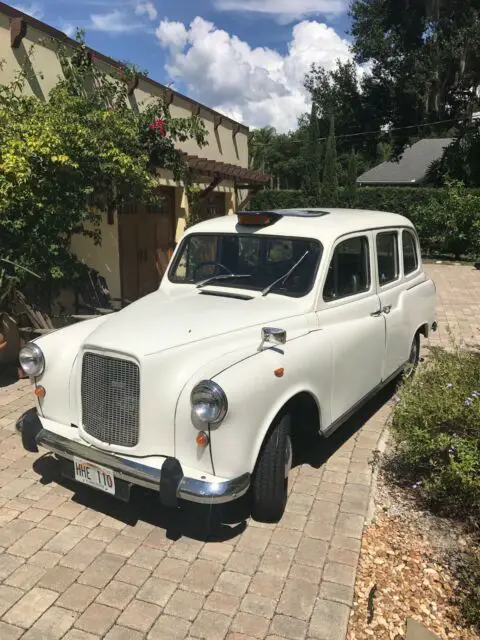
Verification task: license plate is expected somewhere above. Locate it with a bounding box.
[73,457,115,495]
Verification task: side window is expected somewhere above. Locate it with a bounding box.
[403,230,419,275]
[323,236,371,302]
[376,231,399,285]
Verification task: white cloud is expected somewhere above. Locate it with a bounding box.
[156,17,354,132]
[90,9,143,33]
[61,22,76,38]
[12,3,44,19]
[155,20,189,51]
[135,1,157,21]
[214,0,347,22]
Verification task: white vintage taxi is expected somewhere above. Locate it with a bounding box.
[16,209,437,522]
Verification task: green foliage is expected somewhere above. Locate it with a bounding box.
[251,184,480,258]
[410,180,480,258]
[0,34,206,308]
[321,115,338,205]
[251,189,313,211]
[350,0,480,155]
[249,126,307,190]
[345,149,358,205]
[302,104,322,199]
[249,126,276,173]
[390,342,480,629]
[427,123,480,187]
[391,344,480,522]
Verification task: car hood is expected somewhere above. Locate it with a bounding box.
[82,288,307,358]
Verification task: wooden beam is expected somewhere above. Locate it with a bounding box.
[164,89,174,106]
[214,114,223,131]
[10,17,27,48]
[191,104,201,116]
[199,174,223,200]
[232,123,241,138]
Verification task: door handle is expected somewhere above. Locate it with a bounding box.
[371,305,392,317]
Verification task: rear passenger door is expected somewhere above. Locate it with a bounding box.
[375,229,410,380]
[319,233,385,426]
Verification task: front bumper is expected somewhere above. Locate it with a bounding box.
[16,409,250,506]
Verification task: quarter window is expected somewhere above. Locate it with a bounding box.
[403,230,418,274]
[376,232,399,285]
[323,236,370,302]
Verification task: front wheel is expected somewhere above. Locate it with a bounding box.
[403,333,420,379]
[251,414,292,523]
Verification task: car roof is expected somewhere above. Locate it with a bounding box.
[184,208,415,244]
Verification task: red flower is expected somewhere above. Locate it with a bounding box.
[149,118,166,136]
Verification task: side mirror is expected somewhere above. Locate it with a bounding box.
[261,327,287,346]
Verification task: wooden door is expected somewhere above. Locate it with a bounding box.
[199,192,227,220]
[118,188,176,301]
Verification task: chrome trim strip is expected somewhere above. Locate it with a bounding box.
[35,429,250,505]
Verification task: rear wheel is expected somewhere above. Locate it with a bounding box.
[403,333,420,379]
[251,414,292,523]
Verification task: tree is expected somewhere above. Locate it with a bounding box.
[249,126,276,173]
[304,60,383,164]
[322,115,338,205]
[350,0,480,155]
[0,33,206,308]
[302,103,322,200]
[426,121,480,187]
[346,149,358,205]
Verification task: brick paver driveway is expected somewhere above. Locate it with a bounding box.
[0,264,478,640]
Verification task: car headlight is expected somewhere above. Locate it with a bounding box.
[19,343,45,377]
[191,380,228,424]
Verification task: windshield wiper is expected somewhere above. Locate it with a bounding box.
[196,274,251,289]
[261,251,310,297]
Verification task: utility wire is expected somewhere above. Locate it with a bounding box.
[251,116,467,144]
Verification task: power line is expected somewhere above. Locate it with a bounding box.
[251,116,463,144]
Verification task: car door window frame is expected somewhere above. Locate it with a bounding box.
[319,232,374,308]
[402,228,420,277]
[374,229,400,291]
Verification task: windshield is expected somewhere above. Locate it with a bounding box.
[169,233,323,297]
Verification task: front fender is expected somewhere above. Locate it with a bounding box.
[30,316,110,425]
[177,330,333,480]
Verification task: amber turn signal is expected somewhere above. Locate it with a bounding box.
[196,431,209,446]
[34,386,46,398]
[274,368,284,378]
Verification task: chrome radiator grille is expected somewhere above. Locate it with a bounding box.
[81,352,140,447]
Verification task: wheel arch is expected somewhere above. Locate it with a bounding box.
[416,322,429,339]
[250,389,321,473]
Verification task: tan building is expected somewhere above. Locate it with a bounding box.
[0,2,268,303]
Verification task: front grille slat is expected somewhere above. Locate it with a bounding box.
[81,353,140,447]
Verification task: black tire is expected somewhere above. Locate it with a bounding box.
[251,414,292,523]
[403,333,420,379]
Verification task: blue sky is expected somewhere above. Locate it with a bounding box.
[12,1,354,131]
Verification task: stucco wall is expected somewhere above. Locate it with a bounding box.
[70,214,122,300]
[0,11,249,169]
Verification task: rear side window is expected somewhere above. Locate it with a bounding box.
[403,230,418,274]
[323,236,371,302]
[376,232,399,285]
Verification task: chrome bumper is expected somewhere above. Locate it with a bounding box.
[17,413,250,505]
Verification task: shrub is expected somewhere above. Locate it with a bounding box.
[390,344,480,522]
[250,185,480,259]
